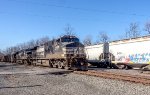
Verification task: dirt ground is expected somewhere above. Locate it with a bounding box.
[0,62,150,95]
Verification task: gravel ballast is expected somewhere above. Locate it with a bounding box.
[0,62,150,95]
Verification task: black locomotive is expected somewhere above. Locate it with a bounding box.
[7,35,88,71]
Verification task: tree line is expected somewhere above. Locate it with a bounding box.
[1,24,75,55]
[2,36,50,55]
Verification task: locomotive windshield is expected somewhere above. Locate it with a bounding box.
[61,38,79,42]
[58,36,79,43]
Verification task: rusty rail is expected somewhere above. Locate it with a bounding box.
[74,70,150,85]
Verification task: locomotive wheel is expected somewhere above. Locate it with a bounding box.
[49,61,53,68]
[80,62,88,71]
[58,61,65,69]
[24,60,28,65]
[28,61,32,65]
[33,63,36,66]
[52,61,57,68]
[64,64,71,70]
[56,65,58,68]
[33,61,36,66]
[116,64,129,69]
[61,61,65,69]
[64,66,69,70]
[58,62,61,69]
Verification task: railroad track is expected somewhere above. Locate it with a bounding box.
[9,63,150,85]
[74,70,150,85]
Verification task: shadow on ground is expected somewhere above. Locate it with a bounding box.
[88,66,108,71]
[0,85,42,89]
[0,63,19,68]
[36,70,73,76]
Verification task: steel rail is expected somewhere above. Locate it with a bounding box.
[74,70,150,85]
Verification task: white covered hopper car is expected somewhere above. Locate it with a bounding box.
[85,43,111,67]
[109,36,150,69]
[85,36,150,69]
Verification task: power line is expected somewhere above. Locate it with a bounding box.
[1,0,149,24]
[0,10,132,25]
[7,0,150,17]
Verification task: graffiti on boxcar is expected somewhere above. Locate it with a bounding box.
[128,53,150,63]
[115,52,150,64]
[116,52,126,61]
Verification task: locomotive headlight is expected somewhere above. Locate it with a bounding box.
[62,48,66,54]
[61,54,64,57]
[79,47,84,54]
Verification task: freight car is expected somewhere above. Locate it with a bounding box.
[13,35,88,71]
[85,43,112,68]
[85,36,150,69]
[109,36,150,69]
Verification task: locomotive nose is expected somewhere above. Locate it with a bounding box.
[62,42,85,56]
[65,42,84,48]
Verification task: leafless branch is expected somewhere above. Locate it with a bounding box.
[83,35,92,46]
[97,32,109,43]
[64,24,76,36]
[145,21,150,34]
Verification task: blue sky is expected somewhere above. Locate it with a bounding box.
[0,0,150,49]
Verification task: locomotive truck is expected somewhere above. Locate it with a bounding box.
[85,35,150,69]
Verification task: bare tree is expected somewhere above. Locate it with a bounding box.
[26,40,37,48]
[38,36,50,45]
[64,24,75,36]
[4,47,12,55]
[0,49,3,55]
[11,46,18,53]
[97,32,109,43]
[0,49,2,53]
[83,35,92,46]
[20,43,28,50]
[0,49,4,61]
[35,39,40,46]
[126,22,140,38]
[2,36,50,55]
[145,21,150,34]
[14,46,21,52]
[3,45,22,55]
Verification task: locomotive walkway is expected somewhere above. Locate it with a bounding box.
[0,62,150,95]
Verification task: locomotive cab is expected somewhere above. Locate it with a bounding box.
[60,35,87,70]
[45,35,87,70]
[57,35,85,58]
